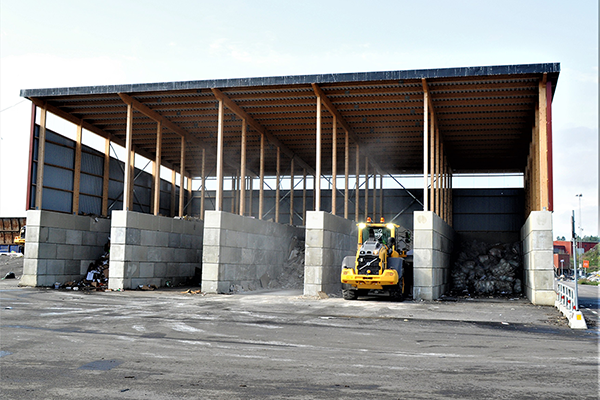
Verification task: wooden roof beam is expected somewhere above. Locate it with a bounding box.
[311,83,386,175]
[118,92,258,178]
[211,88,316,176]
[28,97,178,172]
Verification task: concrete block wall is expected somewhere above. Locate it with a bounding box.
[108,211,203,290]
[202,211,304,294]
[413,211,455,300]
[20,210,111,287]
[521,211,554,305]
[303,211,357,296]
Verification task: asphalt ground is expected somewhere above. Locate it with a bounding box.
[1,255,598,399]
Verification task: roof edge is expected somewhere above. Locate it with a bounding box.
[21,62,560,99]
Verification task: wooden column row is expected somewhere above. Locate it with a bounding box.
[422,79,452,225]
[525,77,552,216]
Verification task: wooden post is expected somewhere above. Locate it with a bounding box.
[248,176,253,218]
[364,157,369,221]
[216,100,224,212]
[187,175,192,216]
[200,148,206,220]
[259,133,265,220]
[101,138,110,216]
[344,129,349,219]
[355,144,360,221]
[372,172,376,220]
[153,121,162,215]
[275,147,280,223]
[429,112,435,214]
[290,158,294,225]
[379,174,383,221]
[170,169,176,217]
[123,103,134,211]
[331,115,337,215]
[302,169,307,224]
[315,97,322,211]
[72,123,82,215]
[423,88,429,212]
[179,137,185,217]
[240,121,246,216]
[538,80,549,210]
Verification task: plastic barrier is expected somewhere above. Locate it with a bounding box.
[555,281,587,329]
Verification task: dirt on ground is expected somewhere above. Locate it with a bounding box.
[0,253,23,280]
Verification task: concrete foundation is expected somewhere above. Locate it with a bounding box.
[201,211,304,293]
[413,211,455,300]
[521,210,554,305]
[303,211,357,296]
[20,210,111,287]
[108,211,203,290]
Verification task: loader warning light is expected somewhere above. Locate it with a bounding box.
[380,217,385,223]
[367,217,372,222]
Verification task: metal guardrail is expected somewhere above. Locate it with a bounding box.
[555,281,587,329]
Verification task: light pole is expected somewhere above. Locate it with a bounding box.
[576,193,583,274]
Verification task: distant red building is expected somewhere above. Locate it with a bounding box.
[553,241,597,257]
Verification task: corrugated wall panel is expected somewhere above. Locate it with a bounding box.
[79,194,101,215]
[42,188,72,213]
[81,151,104,176]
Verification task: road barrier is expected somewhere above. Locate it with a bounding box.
[555,281,587,329]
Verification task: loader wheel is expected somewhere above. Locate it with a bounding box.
[343,288,358,300]
[389,278,404,302]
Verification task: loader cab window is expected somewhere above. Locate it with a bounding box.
[361,226,393,246]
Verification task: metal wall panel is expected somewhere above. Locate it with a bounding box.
[79,194,101,215]
[44,142,74,169]
[43,165,73,191]
[42,188,72,213]
[81,151,104,176]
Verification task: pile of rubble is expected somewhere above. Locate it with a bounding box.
[62,239,110,291]
[451,239,523,296]
[272,236,305,289]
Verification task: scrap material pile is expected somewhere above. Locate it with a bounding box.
[63,239,110,291]
[452,240,523,296]
[272,236,305,289]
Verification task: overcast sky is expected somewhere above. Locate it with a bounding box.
[1,0,598,238]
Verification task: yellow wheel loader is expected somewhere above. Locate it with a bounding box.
[341,218,412,300]
[14,226,26,254]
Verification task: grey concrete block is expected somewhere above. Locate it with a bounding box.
[147,246,162,262]
[154,263,167,277]
[65,230,83,245]
[126,228,141,245]
[25,242,39,258]
[47,228,66,244]
[158,215,173,232]
[139,263,155,278]
[109,261,126,279]
[140,230,157,246]
[110,210,128,228]
[56,244,74,260]
[46,259,65,275]
[64,260,80,275]
[125,262,140,278]
[26,210,42,227]
[39,243,57,259]
[23,259,38,275]
[82,231,97,246]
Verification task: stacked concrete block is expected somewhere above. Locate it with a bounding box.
[108,211,203,290]
[20,210,111,287]
[303,211,357,296]
[202,211,304,294]
[521,210,554,305]
[413,211,455,300]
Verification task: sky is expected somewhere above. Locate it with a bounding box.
[0,0,598,238]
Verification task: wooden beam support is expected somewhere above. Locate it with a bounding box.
[355,144,360,221]
[344,129,349,220]
[290,158,295,225]
[178,136,186,217]
[315,96,322,211]
[123,103,134,211]
[216,100,224,211]
[331,115,337,216]
[101,138,110,216]
[275,147,280,223]
[211,88,315,176]
[201,148,206,219]
[170,169,176,217]
[72,123,83,215]
[153,121,162,216]
[240,121,247,216]
[259,133,265,220]
[311,83,385,175]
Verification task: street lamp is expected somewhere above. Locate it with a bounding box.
[576,194,583,273]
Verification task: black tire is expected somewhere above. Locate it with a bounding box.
[388,278,404,301]
[342,288,358,300]
[18,245,24,254]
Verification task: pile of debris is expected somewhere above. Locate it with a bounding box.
[62,238,110,291]
[451,239,523,296]
[272,236,305,290]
